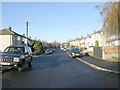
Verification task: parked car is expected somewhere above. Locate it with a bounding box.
[50,48,55,52]
[69,48,83,58]
[61,47,66,51]
[63,48,67,51]
[61,47,64,50]
[0,45,32,72]
[45,48,53,54]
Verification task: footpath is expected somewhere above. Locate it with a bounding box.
[66,50,119,74]
[77,56,120,74]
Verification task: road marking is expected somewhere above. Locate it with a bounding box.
[76,57,120,74]
[66,51,71,57]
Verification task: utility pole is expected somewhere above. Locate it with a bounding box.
[26,21,28,45]
[9,27,12,45]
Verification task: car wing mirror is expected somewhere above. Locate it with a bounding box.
[24,52,28,55]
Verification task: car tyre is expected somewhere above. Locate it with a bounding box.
[28,62,32,68]
[18,67,24,72]
[71,55,75,58]
[80,55,83,58]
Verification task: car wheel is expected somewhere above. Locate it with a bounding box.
[18,67,24,72]
[18,62,25,72]
[85,53,89,56]
[71,56,74,58]
[80,55,83,58]
[28,62,32,68]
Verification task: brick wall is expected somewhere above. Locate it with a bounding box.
[104,46,120,62]
[104,46,120,54]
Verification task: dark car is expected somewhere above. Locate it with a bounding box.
[50,48,55,52]
[45,48,53,54]
[0,45,32,72]
[69,48,83,58]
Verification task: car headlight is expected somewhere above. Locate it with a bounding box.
[72,53,75,55]
[14,58,20,62]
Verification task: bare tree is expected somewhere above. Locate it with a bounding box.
[96,2,119,38]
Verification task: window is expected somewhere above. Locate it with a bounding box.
[25,46,28,53]
[3,47,24,54]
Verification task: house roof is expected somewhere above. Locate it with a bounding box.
[0,28,33,41]
[0,28,14,35]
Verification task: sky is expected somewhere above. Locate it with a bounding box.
[2,2,105,43]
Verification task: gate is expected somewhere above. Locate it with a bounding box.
[93,47,102,59]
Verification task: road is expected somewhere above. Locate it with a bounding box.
[2,48,118,88]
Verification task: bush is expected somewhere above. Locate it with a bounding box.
[95,40,99,47]
[33,40,44,55]
[70,45,75,48]
[81,47,87,51]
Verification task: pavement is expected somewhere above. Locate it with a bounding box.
[80,56,119,73]
[66,51,120,74]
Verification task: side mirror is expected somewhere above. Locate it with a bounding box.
[24,52,28,55]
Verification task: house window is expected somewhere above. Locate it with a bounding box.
[111,41,115,46]
[17,36,21,40]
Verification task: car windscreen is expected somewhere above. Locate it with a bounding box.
[3,47,24,54]
[71,48,80,52]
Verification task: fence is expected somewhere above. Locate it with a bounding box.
[93,47,103,59]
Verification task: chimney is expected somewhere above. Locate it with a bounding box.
[9,27,12,31]
[23,34,25,36]
[29,36,31,39]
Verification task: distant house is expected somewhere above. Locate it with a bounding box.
[60,42,68,49]
[81,29,103,55]
[84,30,103,52]
[0,27,34,52]
[69,30,103,51]
[84,35,92,51]
[80,38,85,48]
[69,40,76,47]
[69,39,81,48]
[92,30,103,47]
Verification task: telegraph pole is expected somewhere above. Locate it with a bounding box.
[26,21,28,45]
